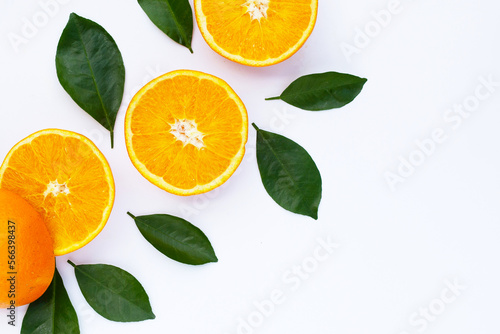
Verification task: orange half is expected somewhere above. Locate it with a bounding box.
[0,129,115,255]
[125,70,248,196]
[194,0,318,66]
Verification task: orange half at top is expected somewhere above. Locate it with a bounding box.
[0,129,115,256]
[125,70,248,196]
[194,0,318,67]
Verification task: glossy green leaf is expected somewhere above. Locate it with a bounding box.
[127,212,218,265]
[56,13,125,148]
[21,268,80,334]
[253,123,322,219]
[68,261,155,322]
[266,72,367,111]
[138,0,194,53]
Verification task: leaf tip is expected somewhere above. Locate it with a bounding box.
[308,209,319,220]
[304,214,318,220]
[68,12,80,21]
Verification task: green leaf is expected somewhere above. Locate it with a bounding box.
[127,212,218,265]
[21,268,80,334]
[266,72,367,111]
[138,0,194,53]
[253,123,322,219]
[68,260,155,322]
[56,13,125,148]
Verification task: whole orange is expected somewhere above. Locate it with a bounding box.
[0,188,55,307]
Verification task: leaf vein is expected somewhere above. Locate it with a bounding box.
[78,268,150,314]
[259,132,308,205]
[73,19,113,137]
[139,220,208,256]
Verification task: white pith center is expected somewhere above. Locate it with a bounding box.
[244,0,269,21]
[44,180,70,197]
[170,119,205,149]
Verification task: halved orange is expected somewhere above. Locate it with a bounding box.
[125,70,248,196]
[194,0,318,67]
[0,129,115,255]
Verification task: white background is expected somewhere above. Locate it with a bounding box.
[1,0,500,333]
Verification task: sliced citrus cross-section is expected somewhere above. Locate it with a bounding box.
[194,0,318,66]
[0,129,115,256]
[125,70,248,196]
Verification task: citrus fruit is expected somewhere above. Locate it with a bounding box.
[125,70,248,196]
[0,129,115,256]
[194,0,318,67]
[0,188,55,307]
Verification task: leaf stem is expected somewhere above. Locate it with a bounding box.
[127,212,136,219]
[265,96,281,101]
[67,260,77,268]
[251,123,260,131]
[188,46,194,54]
[110,131,114,149]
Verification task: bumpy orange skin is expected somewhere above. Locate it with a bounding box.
[0,188,55,307]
